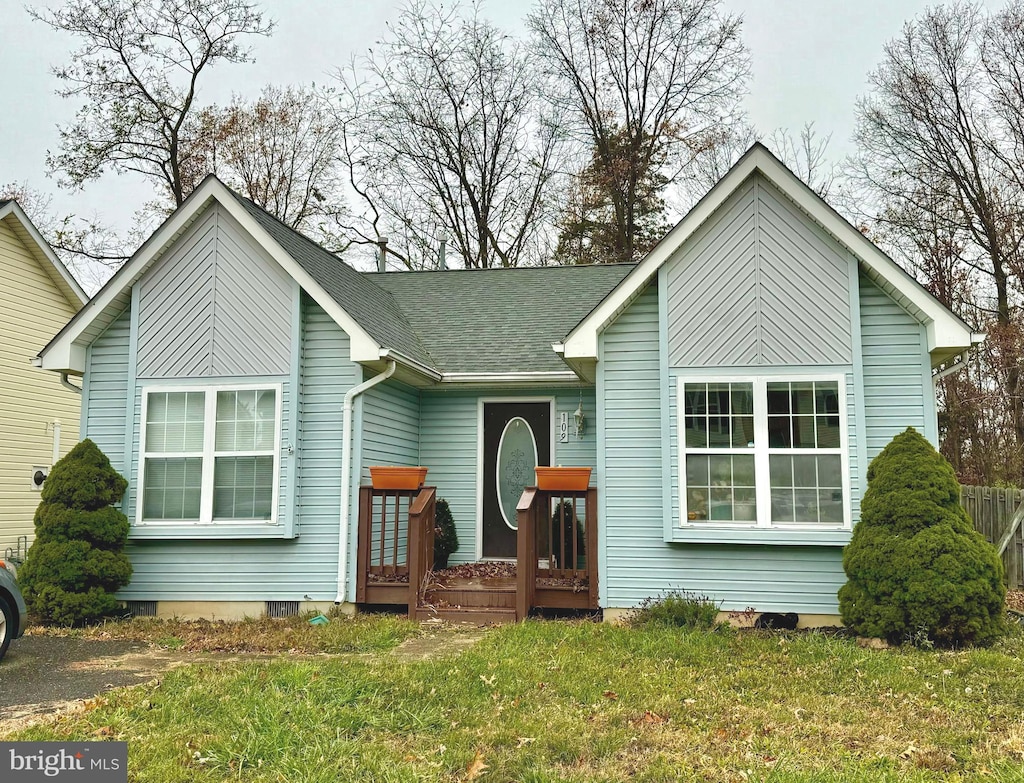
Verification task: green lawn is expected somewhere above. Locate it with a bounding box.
[10,620,1024,782]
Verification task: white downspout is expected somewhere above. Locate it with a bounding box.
[335,360,397,604]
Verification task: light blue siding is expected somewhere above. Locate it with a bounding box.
[601,283,846,613]
[419,388,598,564]
[119,298,355,601]
[359,378,421,483]
[860,275,931,459]
[83,309,131,476]
[666,174,852,368]
[136,203,293,379]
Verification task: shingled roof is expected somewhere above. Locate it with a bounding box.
[229,193,436,368]
[370,265,633,373]
[228,189,633,375]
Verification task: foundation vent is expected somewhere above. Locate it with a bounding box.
[266,600,300,618]
[124,600,157,617]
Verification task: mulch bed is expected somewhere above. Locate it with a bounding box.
[1007,590,1024,614]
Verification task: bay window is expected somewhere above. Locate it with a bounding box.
[138,385,281,524]
[679,377,848,529]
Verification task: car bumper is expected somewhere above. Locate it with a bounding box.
[14,590,27,638]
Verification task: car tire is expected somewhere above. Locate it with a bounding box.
[0,596,13,662]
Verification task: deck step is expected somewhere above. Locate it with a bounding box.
[415,606,517,625]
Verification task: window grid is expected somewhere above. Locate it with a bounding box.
[679,377,848,530]
[138,385,280,525]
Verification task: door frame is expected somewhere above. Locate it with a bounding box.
[476,396,556,561]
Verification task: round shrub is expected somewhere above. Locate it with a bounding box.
[19,439,132,626]
[838,427,1005,646]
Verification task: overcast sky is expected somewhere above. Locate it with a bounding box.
[0,0,1009,244]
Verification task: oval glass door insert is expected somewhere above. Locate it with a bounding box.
[496,416,538,530]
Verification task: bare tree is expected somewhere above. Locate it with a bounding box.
[333,1,563,269]
[530,0,749,263]
[32,0,273,208]
[851,0,1024,483]
[183,85,344,233]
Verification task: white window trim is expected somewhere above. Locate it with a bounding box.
[676,374,851,531]
[137,382,283,526]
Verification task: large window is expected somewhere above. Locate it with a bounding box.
[680,377,847,528]
[139,385,280,524]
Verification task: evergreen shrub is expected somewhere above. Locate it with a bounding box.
[19,439,132,625]
[838,428,1005,646]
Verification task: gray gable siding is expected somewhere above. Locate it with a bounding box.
[136,203,293,379]
[666,174,851,368]
[860,274,933,456]
[600,283,846,612]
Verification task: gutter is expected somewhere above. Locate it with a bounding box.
[378,348,442,381]
[933,333,986,385]
[60,372,82,394]
[335,360,397,604]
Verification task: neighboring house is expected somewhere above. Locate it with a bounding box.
[36,144,979,623]
[0,200,87,559]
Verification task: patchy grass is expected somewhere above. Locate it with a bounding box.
[9,619,1024,781]
[26,610,420,654]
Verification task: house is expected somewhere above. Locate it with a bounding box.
[36,144,979,624]
[0,200,87,560]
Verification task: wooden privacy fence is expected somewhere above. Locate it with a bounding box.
[960,485,1024,590]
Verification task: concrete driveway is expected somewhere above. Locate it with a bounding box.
[0,636,184,733]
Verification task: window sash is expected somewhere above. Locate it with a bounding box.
[138,384,281,525]
[678,376,849,530]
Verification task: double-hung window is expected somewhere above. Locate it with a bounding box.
[680,377,848,529]
[139,385,281,525]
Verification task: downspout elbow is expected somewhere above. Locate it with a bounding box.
[60,372,82,394]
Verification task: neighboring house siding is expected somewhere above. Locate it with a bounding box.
[135,204,293,379]
[419,388,598,564]
[117,298,352,601]
[601,284,846,613]
[0,221,81,554]
[666,174,851,368]
[860,275,931,457]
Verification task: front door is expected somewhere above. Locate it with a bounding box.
[482,402,551,558]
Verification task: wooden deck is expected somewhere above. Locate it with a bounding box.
[355,485,599,623]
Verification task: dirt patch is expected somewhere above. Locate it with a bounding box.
[1006,590,1024,614]
[391,625,487,662]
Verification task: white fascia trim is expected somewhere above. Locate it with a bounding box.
[439,371,580,384]
[0,201,88,306]
[38,177,383,374]
[561,145,975,359]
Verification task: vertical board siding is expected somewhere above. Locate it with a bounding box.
[859,275,929,459]
[119,298,355,601]
[419,388,598,565]
[666,174,852,368]
[603,284,845,612]
[136,203,292,379]
[0,219,82,553]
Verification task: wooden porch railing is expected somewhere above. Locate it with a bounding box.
[355,485,436,615]
[516,487,598,620]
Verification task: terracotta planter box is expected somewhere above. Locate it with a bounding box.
[369,466,428,490]
[535,466,592,492]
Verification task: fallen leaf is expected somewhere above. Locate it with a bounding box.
[602,690,618,701]
[480,674,496,687]
[93,726,113,737]
[465,750,488,781]
[516,737,535,748]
